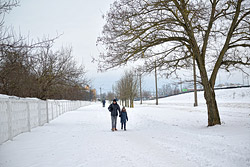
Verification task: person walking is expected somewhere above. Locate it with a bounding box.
[102,99,106,107]
[120,106,128,131]
[108,99,121,131]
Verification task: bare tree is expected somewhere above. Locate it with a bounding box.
[106,91,115,103]
[115,70,138,108]
[0,0,18,14]
[0,35,89,100]
[33,44,88,100]
[0,1,89,100]
[0,43,35,96]
[142,90,151,100]
[97,0,250,126]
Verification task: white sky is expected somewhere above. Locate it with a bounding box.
[4,0,249,95]
[5,0,120,94]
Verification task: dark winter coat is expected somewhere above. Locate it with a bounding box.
[108,103,121,116]
[102,100,106,104]
[120,111,128,123]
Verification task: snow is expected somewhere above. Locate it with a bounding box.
[0,87,250,167]
[0,94,17,99]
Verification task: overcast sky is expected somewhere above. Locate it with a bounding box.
[5,0,249,95]
[5,0,121,94]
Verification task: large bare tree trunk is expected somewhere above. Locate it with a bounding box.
[199,66,221,126]
[194,46,221,126]
[204,86,221,126]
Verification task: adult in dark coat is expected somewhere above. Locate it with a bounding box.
[102,99,106,107]
[108,99,121,131]
[120,107,128,130]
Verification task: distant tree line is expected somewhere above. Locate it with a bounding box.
[0,0,89,100]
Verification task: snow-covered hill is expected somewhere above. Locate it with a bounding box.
[145,87,250,104]
[0,87,249,167]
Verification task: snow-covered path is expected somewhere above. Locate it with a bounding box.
[0,88,250,167]
[0,104,195,167]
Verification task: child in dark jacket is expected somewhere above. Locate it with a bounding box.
[120,106,128,131]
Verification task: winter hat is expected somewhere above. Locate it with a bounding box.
[113,99,117,102]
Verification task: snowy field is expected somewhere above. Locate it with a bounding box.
[0,87,250,167]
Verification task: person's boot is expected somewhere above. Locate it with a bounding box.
[111,128,115,131]
[115,128,118,131]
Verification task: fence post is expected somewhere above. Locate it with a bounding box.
[59,103,61,115]
[51,102,54,120]
[56,101,59,118]
[64,101,67,113]
[56,102,58,117]
[46,100,49,123]
[60,102,61,115]
[38,101,41,126]
[26,102,31,132]
[7,100,13,141]
[63,102,65,113]
[63,102,65,112]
